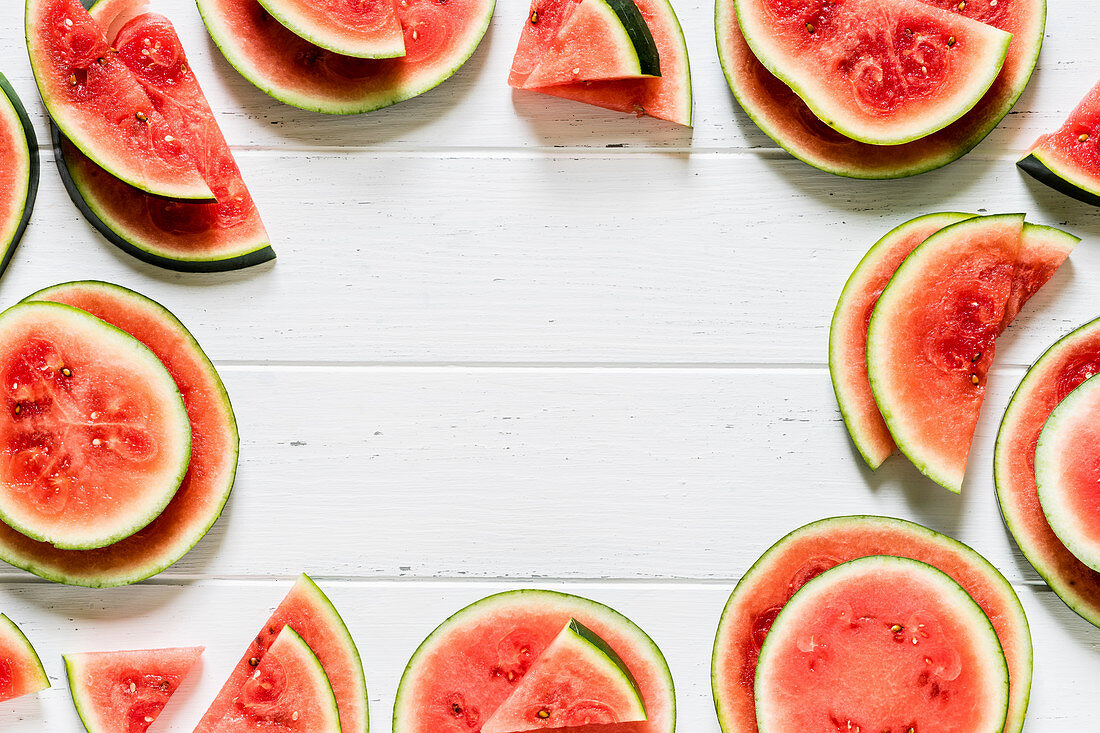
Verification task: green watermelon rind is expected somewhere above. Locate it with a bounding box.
[51,126,277,273]
[753,555,1010,733]
[0,74,39,280]
[393,589,675,733]
[606,0,662,78]
[253,0,407,59]
[567,618,648,719]
[1018,151,1100,207]
[195,0,497,115]
[0,300,192,551]
[0,614,50,699]
[0,281,238,588]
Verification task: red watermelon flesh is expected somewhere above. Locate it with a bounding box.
[254,0,405,59]
[195,574,368,733]
[1019,80,1100,205]
[0,614,50,703]
[64,646,202,733]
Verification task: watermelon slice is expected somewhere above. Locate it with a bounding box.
[0,301,192,550]
[0,614,49,703]
[255,0,406,58]
[0,75,39,280]
[519,0,661,89]
[196,574,367,733]
[26,0,210,200]
[394,589,674,733]
[716,0,1046,178]
[511,0,691,126]
[754,555,1009,733]
[0,281,238,588]
[196,0,495,114]
[711,515,1033,733]
[64,646,203,733]
[481,618,647,732]
[207,627,341,732]
[1019,80,1100,206]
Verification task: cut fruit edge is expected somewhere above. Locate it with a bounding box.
[0,73,40,278]
[0,614,50,701]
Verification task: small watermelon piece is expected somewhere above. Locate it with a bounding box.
[716,0,1046,178]
[196,574,367,733]
[754,555,1009,733]
[1035,374,1100,571]
[0,74,39,280]
[711,516,1033,733]
[64,646,202,733]
[1001,223,1079,328]
[0,281,238,588]
[255,0,405,59]
[209,627,341,732]
[394,589,674,733]
[0,614,49,703]
[25,0,210,200]
[511,0,691,126]
[481,618,647,732]
[0,301,192,550]
[520,0,661,89]
[996,318,1100,627]
[196,0,495,115]
[1019,80,1100,206]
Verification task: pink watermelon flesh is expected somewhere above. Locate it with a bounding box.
[510,0,692,126]
[394,589,674,733]
[716,0,1046,177]
[0,615,49,703]
[1019,80,1100,206]
[64,646,202,733]
[255,0,405,58]
[26,0,210,199]
[711,516,1032,733]
[753,556,1009,733]
[0,77,36,271]
[195,574,368,733]
[996,318,1100,628]
[0,281,238,588]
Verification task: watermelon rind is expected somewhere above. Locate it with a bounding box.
[195,0,497,115]
[254,0,406,59]
[393,589,675,733]
[0,614,50,701]
[0,281,238,587]
[1018,151,1100,207]
[754,555,1010,733]
[52,127,276,273]
[0,74,39,280]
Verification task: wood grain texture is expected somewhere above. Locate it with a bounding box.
[1,0,1098,730]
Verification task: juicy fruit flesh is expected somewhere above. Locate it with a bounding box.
[256,0,406,58]
[1021,80,1100,200]
[0,86,32,252]
[755,557,1008,733]
[0,615,49,703]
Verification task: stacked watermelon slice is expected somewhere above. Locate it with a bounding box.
[829,213,1077,493]
[0,74,39,281]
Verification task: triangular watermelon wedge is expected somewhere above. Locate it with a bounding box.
[482,618,647,733]
[63,646,202,732]
[195,574,368,733]
[1019,80,1100,206]
[0,614,49,702]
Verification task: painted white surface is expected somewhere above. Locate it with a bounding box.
[0,0,1098,730]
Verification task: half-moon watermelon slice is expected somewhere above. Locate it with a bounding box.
[195,574,368,733]
[26,0,210,200]
[64,646,203,733]
[754,555,1009,733]
[711,515,1033,733]
[716,0,1046,177]
[511,0,691,126]
[0,281,238,588]
[196,0,495,114]
[255,0,406,59]
[996,318,1100,628]
[1019,80,1100,206]
[0,74,39,280]
[394,589,675,733]
[0,614,50,703]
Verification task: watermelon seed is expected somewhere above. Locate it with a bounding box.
[64,17,73,27]
[947,37,956,47]
[530,11,539,24]
[135,112,148,123]
[12,404,20,416]
[68,75,77,87]
[159,680,170,690]
[60,367,71,377]
[92,439,101,446]
[537,709,551,719]
[144,717,153,723]
[805,22,815,34]
[129,682,136,693]
[957,1,965,9]
[971,352,981,362]
[248,657,260,667]
[890,624,903,633]
[971,374,980,385]
[292,711,300,721]
[1080,133,1091,143]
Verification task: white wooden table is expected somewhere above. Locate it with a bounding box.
[1,1,1099,730]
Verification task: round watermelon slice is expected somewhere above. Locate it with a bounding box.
[996,317,1100,628]
[0,301,192,550]
[26,0,211,200]
[511,0,691,126]
[1019,80,1100,206]
[754,555,1009,733]
[255,0,405,59]
[0,281,238,588]
[711,516,1032,733]
[0,614,50,703]
[0,75,39,280]
[394,589,674,733]
[64,646,203,733]
[717,0,1046,177]
[196,0,495,114]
